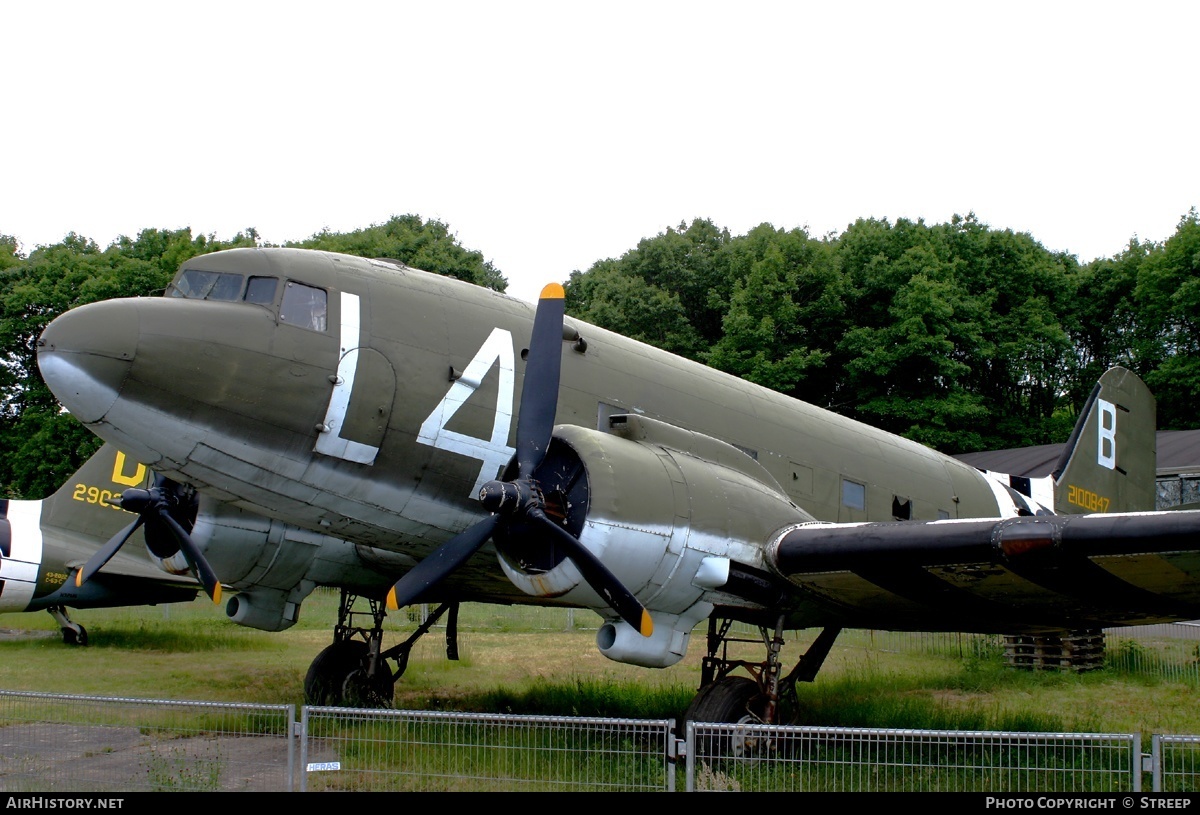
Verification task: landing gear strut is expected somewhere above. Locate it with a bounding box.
[303,588,461,708]
[46,605,87,646]
[683,615,841,727]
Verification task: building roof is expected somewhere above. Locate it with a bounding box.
[954,429,1200,477]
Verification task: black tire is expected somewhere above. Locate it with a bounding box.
[62,625,88,647]
[683,676,763,725]
[343,661,395,709]
[682,676,772,759]
[304,640,394,708]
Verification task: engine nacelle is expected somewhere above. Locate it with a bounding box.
[597,603,715,668]
[495,415,814,667]
[225,587,304,631]
[150,498,406,631]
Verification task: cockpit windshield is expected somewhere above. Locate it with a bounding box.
[170,270,282,305]
[169,268,326,332]
[170,270,245,301]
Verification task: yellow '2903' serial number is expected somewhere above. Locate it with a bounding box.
[72,483,127,510]
[1067,484,1110,512]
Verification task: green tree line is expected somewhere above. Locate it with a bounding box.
[566,210,1200,452]
[0,210,1196,499]
[0,216,503,498]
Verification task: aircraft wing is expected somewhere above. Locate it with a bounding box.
[768,510,1200,634]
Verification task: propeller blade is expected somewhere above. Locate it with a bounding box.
[386,514,501,611]
[530,511,653,637]
[387,281,649,640]
[76,472,222,603]
[388,285,565,613]
[75,515,145,587]
[515,283,565,475]
[158,509,222,604]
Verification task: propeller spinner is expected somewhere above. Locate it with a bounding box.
[75,473,223,603]
[387,283,653,637]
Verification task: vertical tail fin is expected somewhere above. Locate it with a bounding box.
[1052,366,1156,514]
[0,444,160,614]
[40,443,152,538]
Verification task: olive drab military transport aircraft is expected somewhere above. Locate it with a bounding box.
[14,246,1200,724]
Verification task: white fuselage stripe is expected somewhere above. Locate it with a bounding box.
[315,291,380,465]
[982,475,1021,519]
[0,499,44,610]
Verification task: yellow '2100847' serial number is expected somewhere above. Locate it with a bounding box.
[72,483,127,510]
[1066,484,1110,513]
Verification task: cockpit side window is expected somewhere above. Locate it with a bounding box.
[245,276,278,305]
[280,281,328,332]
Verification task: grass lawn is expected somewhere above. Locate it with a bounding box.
[3,591,1199,741]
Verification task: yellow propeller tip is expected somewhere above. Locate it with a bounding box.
[640,611,654,637]
[74,572,82,588]
[212,585,222,605]
[386,588,399,611]
[540,282,565,300]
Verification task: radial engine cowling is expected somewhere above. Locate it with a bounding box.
[493,415,814,668]
[150,499,402,632]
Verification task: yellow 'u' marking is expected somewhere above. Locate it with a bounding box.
[111,451,147,486]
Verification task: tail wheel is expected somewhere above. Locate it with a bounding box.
[62,625,88,646]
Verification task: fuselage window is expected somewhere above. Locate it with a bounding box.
[280,281,328,332]
[170,270,244,301]
[892,496,912,520]
[245,276,278,305]
[841,478,866,511]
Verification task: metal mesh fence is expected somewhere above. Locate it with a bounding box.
[1105,624,1200,684]
[0,691,294,792]
[300,707,676,791]
[1153,735,1200,792]
[686,723,1141,792]
[4,692,1193,792]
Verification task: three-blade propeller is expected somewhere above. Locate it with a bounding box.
[75,473,222,604]
[387,283,653,637]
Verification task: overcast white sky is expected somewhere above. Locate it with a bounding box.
[4,1,1197,304]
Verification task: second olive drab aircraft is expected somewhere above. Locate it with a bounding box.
[24,246,1200,723]
[0,443,201,645]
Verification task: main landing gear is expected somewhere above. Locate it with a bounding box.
[303,589,461,708]
[683,615,842,730]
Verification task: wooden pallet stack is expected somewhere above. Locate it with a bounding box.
[1003,630,1106,672]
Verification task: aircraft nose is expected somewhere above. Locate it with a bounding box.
[37,299,140,423]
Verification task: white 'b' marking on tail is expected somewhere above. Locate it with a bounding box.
[1097,398,1116,470]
